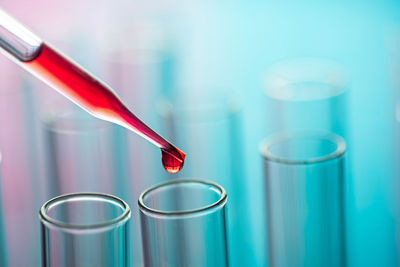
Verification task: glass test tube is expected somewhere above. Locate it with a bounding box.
[40,192,131,267]
[42,109,122,197]
[157,90,251,266]
[260,132,346,267]
[101,43,176,266]
[264,58,348,137]
[139,179,228,267]
[0,61,43,266]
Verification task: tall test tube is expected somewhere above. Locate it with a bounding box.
[139,179,229,267]
[42,109,122,197]
[157,90,251,265]
[0,61,43,266]
[264,58,348,137]
[40,193,131,267]
[102,43,176,266]
[260,132,346,267]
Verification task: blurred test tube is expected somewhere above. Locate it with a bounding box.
[264,58,348,137]
[100,22,178,266]
[42,109,123,197]
[157,89,252,266]
[0,60,44,266]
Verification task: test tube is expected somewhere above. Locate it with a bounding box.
[40,192,131,267]
[139,179,228,267]
[260,132,346,267]
[157,90,252,266]
[264,58,348,137]
[0,61,43,266]
[42,109,122,197]
[101,41,177,266]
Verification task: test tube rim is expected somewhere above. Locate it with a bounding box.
[264,57,349,102]
[260,131,346,165]
[157,93,242,125]
[41,109,113,135]
[39,192,131,231]
[138,179,227,217]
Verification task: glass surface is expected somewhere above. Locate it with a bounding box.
[0,62,43,266]
[264,58,348,137]
[261,132,346,267]
[139,179,228,267]
[42,109,124,197]
[0,8,42,61]
[157,89,251,266]
[102,46,176,266]
[40,193,131,267]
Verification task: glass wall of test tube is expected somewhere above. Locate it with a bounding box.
[0,62,44,266]
[139,179,228,267]
[40,193,131,267]
[42,109,125,198]
[157,89,251,266]
[261,132,346,267]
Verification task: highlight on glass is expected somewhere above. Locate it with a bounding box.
[260,132,346,267]
[40,193,131,267]
[138,179,229,267]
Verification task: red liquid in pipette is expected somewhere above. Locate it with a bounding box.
[22,43,184,173]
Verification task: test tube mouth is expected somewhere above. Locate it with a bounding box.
[40,193,131,232]
[138,179,227,218]
[260,131,346,165]
[42,109,112,135]
[157,88,242,123]
[264,58,348,101]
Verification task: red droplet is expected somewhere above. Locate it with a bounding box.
[161,147,186,174]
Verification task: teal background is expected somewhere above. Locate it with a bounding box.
[1,0,400,266]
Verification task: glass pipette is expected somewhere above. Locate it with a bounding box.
[0,8,185,173]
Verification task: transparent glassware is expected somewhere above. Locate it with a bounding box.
[0,60,44,266]
[157,90,251,266]
[101,45,176,266]
[42,109,123,198]
[139,179,228,267]
[40,192,131,267]
[260,132,346,267]
[264,58,348,137]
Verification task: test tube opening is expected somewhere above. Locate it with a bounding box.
[138,179,227,217]
[260,132,346,164]
[40,193,131,232]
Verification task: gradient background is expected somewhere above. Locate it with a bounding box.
[0,0,400,266]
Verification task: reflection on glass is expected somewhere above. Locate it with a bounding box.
[40,193,131,267]
[157,90,251,266]
[261,132,346,267]
[139,179,228,267]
